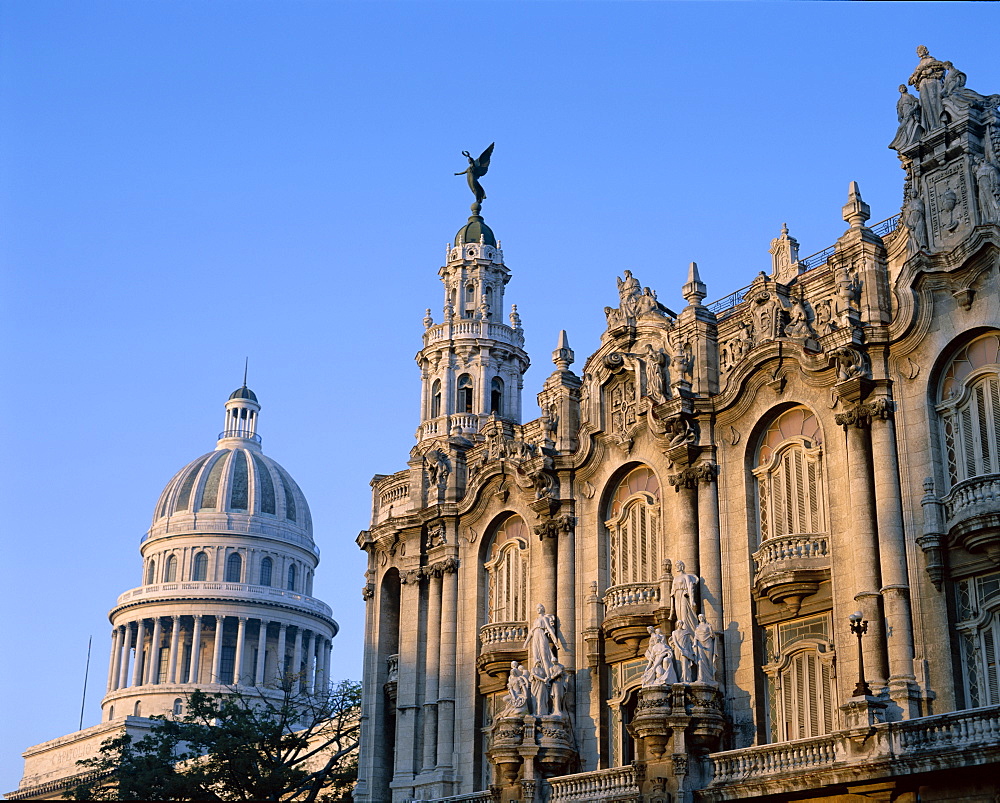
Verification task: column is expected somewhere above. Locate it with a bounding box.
[131,619,146,687]
[836,406,888,690]
[276,623,288,681]
[106,627,121,693]
[148,617,163,685]
[212,616,225,683]
[292,627,303,691]
[697,464,723,631]
[422,571,442,772]
[118,623,133,690]
[556,523,576,673]
[323,637,333,691]
[538,535,558,617]
[436,562,458,768]
[255,619,269,686]
[303,631,315,694]
[394,570,423,786]
[167,616,181,683]
[189,615,203,685]
[669,471,699,574]
[234,617,248,685]
[870,402,919,716]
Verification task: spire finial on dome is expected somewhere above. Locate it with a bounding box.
[243,357,248,388]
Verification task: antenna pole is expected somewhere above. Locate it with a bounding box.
[79,636,92,731]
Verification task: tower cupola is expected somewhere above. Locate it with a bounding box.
[220,383,261,448]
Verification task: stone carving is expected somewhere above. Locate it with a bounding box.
[974,156,1000,222]
[813,299,834,336]
[694,614,718,685]
[834,269,863,331]
[509,304,521,330]
[835,398,893,430]
[782,296,815,342]
[530,661,549,716]
[670,620,696,683]
[361,583,375,601]
[540,406,559,443]
[833,347,869,381]
[609,376,638,450]
[644,344,667,402]
[903,190,929,256]
[423,308,434,330]
[426,523,447,548]
[524,604,559,676]
[455,143,495,209]
[605,271,667,328]
[426,449,451,487]
[941,61,980,119]
[889,85,924,150]
[500,661,530,717]
[547,660,569,718]
[669,560,700,634]
[533,514,575,540]
[908,46,947,132]
[641,626,678,688]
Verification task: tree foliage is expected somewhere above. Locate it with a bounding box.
[73,678,360,802]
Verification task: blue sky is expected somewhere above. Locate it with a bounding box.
[2,0,998,791]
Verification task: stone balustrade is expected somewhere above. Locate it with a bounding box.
[603,582,660,613]
[943,473,1000,527]
[548,764,640,802]
[892,705,1000,752]
[479,621,528,648]
[115,581,334,618]
[423,320,524,349]
[427,793,494,803]
[708,734,838,785]
[752,534,829,579]
[373,471,410,522]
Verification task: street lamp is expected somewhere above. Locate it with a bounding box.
[848,611,872,697]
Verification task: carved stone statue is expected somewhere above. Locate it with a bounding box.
[524,604,559,676]
[941,61,980,119]
[669,560,699,634]
[670,620,696,683]
[694,614,718,685]
[455,143,495,209]
[908,46,947,132]
[975,157,1000,222]
[782,297,813,341]
[500,661,530,717]
[903,191,929,256]
[548,660,569,718]
[644,344,666,402]
[889,85,923,150]
[530,660,549,716]
[641,626,678,688]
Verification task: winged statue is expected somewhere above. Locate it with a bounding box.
[455,143,495,209]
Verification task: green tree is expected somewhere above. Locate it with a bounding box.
[73,678,361,802]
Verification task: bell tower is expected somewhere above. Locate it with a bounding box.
[415,148,530,442]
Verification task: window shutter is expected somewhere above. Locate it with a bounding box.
[985,623,1000,706]
[962,407,977,479]
[976,383,992,474]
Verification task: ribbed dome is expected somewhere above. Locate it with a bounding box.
[229,385,258,402]
[150,446,312,541]
[455,214,496,247]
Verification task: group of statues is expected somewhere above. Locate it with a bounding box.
[501,604,569,719]
[605,270,667,328]
[643,561,718,687]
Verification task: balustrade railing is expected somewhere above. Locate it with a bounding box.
[548,765,639,802]
[217,429,262,443]
[428,793,494,803]
[423,320,524,348]
[375,473,410,511]
[942,473,1000,526]
[708,734,837,785]
[892,704,1000,752]
[479,621,528,648]
[603,582,660,613]
[752,534,829,578]
[115,581,334,617]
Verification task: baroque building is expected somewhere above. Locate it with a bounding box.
[9,387,338,801]
[356,48,1000,802]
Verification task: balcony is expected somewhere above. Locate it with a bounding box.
[752,534,830,613]
[371,470,410,524]
[602,583,661,652]
[943,473,1000,560]
[113,581,334,620]
[478,621,527,677]
[423,320,524,350]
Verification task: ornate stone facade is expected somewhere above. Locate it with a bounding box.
[357,49,1000,802]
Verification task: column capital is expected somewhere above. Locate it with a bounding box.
[533,514,575,540]
[667,466,700,490]
[835,398,894,430]
[695,462,719,483]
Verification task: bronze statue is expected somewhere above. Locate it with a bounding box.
[455,143,495,211]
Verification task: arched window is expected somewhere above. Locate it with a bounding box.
[108,705,114,721]
[225,552,242,583]
[430,379,442,418]
[259,557,273,587]
[192,551,208,581]
[754,407,825,544]
[164,555,178,583]
[485,517,529,624]
[145,560,156,586]
[956,569,1000,707]
[605,466,661,587]
[287,563,297,591]
[133,701,142,717]
[937,332,1000,488]
[457,375,474,414]
[762,614,836,741]
[172,698,183,716]
[490,377,504,416]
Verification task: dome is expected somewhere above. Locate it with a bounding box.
[229,385,258,402]
[149,446,313,544]
[455,214,496,247]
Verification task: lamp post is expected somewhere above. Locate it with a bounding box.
[849,611,872,697]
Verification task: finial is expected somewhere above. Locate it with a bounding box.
[682,261,707,307]
[509,304,522,330]
[455,143,495,212]
[842,181,871,228]
[552,330,575,371]
[781,222,789,235]
[243,357,248,388]
[423,309,434,330]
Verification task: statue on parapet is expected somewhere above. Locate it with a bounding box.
[909,45,947,132]
[455,143,495,211]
